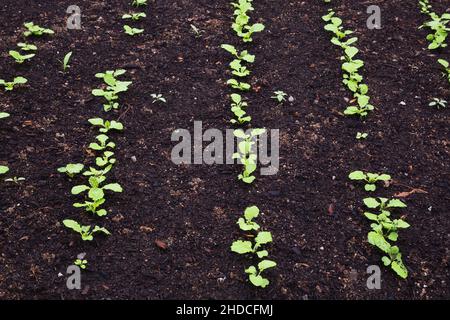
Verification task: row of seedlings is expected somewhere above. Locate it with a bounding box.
[222,0,277,288]
[418,0,450,85]
[0,22,54,179]
[348,171,410,279]
[59,69,131,267]
[123,0,148,36]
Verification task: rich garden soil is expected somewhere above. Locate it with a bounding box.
[0,0,449,299]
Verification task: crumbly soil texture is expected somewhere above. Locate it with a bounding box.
[0,0,449,299]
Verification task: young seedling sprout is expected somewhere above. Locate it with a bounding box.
[151,93,167,104]
[17,43,37,51]
[124,25,144,36]
[271,91,287,103]
[349,170,391,192]
[23,22,54,37]
[88,118,124,133]
[0,77,28,91]
[63,219,110,241]
[62,51,73,72]
[8,50,35,64]
[58,163,84,178]
[132,0,147,7]
[122,12,146,21]
[429,98,447,109]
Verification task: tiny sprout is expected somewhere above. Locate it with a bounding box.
[132,0,147,7]
[63,219,110,241]
[0,77,28,91]
[349,170,391,192]
[356,132,368,140]
[4,176,26,184]
[58,163,84,178]
[429,98,447,109]
[63,51,73,72]
[88,118,124,133]
[9,50,35,64]
[23,22,54,37]
[0,166,9,175]
[124,25,144,36]
[190,24,204,38]
[74,258,88,269]
[17,43,37,51]
[151,93,167,104]
[122,12,146,21]
[271,91,288,103]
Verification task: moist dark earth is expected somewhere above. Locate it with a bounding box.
[0,0,449,299]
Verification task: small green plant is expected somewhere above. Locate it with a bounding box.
[221,44,255,63]
[0,77,27,91]
[132,0,147,6]
[74,255,88,269]
[58,163,84,178]
[363,197,409,279]
[190,24,204,38]
[62,51,73,72]
[63,219,110,241]
[23,22,54,37]
[230,93,251,124]
[231,206,276,288]
[0,112,9,119]
[89,134,116,151]
[356,132,368,140]
[122,12,146,21]
[437,59,450,83]
[271,91,287,103]
[231,0,265,42]
[151,93,167,104]
[92,69,132,111]
[0,166,9,175]
[429,97,447,109]
[227,79,251,91]
[349,171,391,192]
[88,118,124,133]
[17,43,37,51]
[72,176,122,204]
[233,128,265,184]
[8,50,35,64]
[4,176,26,184]
[124,25,144,35]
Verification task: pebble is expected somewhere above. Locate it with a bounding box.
[288,96,295,102]
[131,156,137,162]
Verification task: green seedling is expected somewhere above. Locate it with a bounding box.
[231,206,276,288]
[429,97,447,109]
[437,59,450,83]
[271,90,287,103]
[72,176,122,202]
[88,118,124,133]
[23,22,54,37]
[363,197,409,279]
[190,24,204,38]
[9,50,35,64]
[92,69,132,111]
[221,44,255,63]
[227,79,251,91]
[230,59,251,77]
[232,128,265,184]
[124,25,144,36]
[89,134,116,151]
[231,0,265,42]
[151,93,167,103]
[4,176,25,184]
[132,0,147,6]
[230,93,251,124]
[74,258,88,269]
[356,132,368,140]
[83,165,113,177]
[419,7,450,50]
[0,77,28,91]
[62,51,73,72]
[122,12,146,21]
[63,219,110,241]
[17,43,37,51]
[349,171,391,192]
[58,163,84,178]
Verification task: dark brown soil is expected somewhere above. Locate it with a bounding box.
[0,0,449,299]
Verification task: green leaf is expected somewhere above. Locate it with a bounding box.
[344,46,358,59]
[103,183,123,193]
[63,219,81,232]
[258,260,277,272]
[231,240,253,254]
[391,260,408,279]
[249,274,270,288]
[387,199,407,208]
[363,198,380,209]
[368,231,391,253]
[71,185,89,195]
[0,166,9,175]
[244,205,259,220]
[348,170,366,180]
[381,256,391,266]
[365,184,376,192]
[244,266,257,275]
[255,231,273,245]
[364,212,379,221]
[257,250,269,258]
[88,187,104,201]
